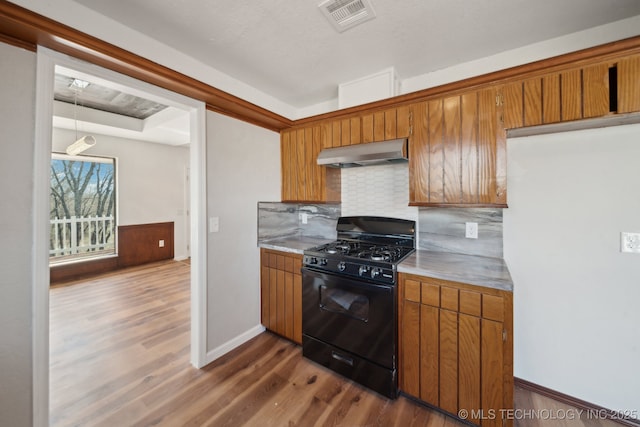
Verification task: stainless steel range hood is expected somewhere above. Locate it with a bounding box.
[317,138,408,168]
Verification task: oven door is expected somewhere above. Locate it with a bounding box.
[302,267,396,369]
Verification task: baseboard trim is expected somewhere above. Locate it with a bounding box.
[204,324,266,366]
[514,377,640,427]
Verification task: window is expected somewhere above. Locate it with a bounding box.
[49,153,116,263]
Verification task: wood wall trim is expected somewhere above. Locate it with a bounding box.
[514,377,640,427]
[118,222,174,268]
[50,256,119,283]
[50,222,176,283]
[0,0,292,132]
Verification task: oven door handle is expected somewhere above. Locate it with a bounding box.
[331,351,354,366]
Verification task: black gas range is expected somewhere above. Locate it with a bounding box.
[301,216,416,398]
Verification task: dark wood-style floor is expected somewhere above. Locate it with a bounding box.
[50,260,622,427]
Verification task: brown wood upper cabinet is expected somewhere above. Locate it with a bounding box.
[260,249,303,344]
[409,88,507,207]
[281,126,340,203]
[399,273,514,427]
[497,59,640,129]
[280,107,410,203]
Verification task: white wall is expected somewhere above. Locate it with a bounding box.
[0,42,36,427]
[52,128,190,259]
[205,112,280,357]
[504,124,640,412]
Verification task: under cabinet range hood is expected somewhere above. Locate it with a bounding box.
[317,138,408,168]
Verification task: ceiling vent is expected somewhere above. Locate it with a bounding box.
[318,0,376,33]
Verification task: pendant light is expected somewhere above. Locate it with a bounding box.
[66,79,96,156]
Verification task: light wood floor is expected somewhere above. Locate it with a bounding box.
[50,260,623,427]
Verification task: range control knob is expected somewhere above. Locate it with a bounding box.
[371,267,382,279]
[337,262,346,272]
[309,257,318,264]
[358,265,368,276]
[320,258,328,266]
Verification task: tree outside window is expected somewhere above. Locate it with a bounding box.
[50,153,116,263]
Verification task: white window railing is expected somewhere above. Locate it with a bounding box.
[49,215,115,258]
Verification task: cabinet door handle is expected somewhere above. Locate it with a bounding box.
[331,351,354,366]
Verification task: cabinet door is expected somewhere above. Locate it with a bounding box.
[295,129,307,201]
[408,101,429,203]
[443,96,462,204]
[293,271,302,344]
[481,319,504,427]
[459,313,481,424]
[281,125,341,203]
[401,300,421,397]
[260,250,304,344]
[478,88,502,205]
[280,131,294,201]
[361,113,374,143]
[260,250,270,328]
[409,90,505,207]
[618,54,640,113]
[420,304,439,404]
[582,63,610,118]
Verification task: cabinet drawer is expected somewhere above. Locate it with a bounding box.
[421,283,440,307]
[440,286,459,311]
[284,256,294,273]
[459,290,482,317]
[482,294,504,322]
[405,279,421,302]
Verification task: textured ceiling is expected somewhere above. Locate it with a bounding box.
[54,74,168,119]
[71,0,640,109]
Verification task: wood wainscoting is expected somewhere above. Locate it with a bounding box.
[50,222,175,283]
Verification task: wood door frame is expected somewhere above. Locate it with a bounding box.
[33,47,208,427]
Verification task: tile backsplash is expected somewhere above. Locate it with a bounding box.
[341,163,418,222]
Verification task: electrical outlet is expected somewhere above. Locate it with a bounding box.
[465,222,478,239]
[300,213,308,224]
[159,239,165,248]
[621,232,640,253]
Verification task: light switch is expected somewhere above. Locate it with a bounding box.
[209,217,219,233]
[159,239,165,247]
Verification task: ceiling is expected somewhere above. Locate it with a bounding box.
[54,74,168,120]
[52,70,191,146]
[71,0,640,109]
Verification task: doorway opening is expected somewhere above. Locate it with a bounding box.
[34,47,208,426]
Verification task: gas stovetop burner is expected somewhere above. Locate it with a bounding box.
[303,216,416,284]
[354,246,405,262]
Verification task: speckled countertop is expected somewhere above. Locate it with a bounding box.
[258,235,333,254]
[398,250,513,292]
[258,239,513,292]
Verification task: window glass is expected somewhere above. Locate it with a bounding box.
[50,153,116,263]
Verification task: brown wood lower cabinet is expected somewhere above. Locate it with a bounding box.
[399,273,513,427]
[260,248,303,344]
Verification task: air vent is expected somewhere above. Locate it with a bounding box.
[318,0,376,33]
